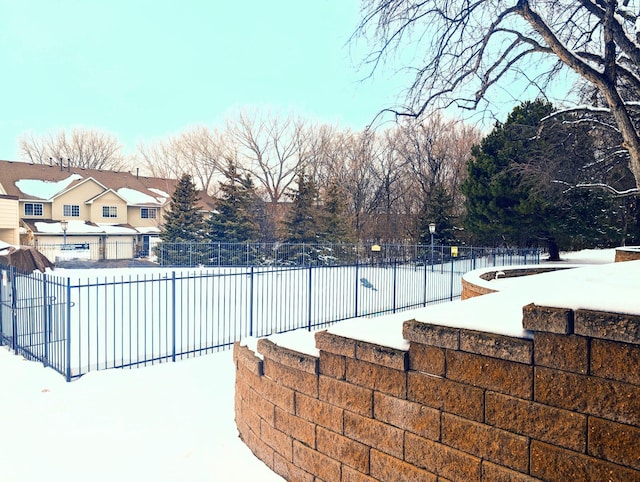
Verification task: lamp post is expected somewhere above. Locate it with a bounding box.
[429,222,436,272]
[61,219,68,247]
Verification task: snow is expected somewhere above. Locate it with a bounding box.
[34,219,140,235]
[16,174,82,199]
[2,248,638,482]
[117,187,165,205]
[0,348,284,482]
[149,187,171,200]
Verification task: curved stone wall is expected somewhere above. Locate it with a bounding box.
[615,247,640,262]
[234,306,640,481]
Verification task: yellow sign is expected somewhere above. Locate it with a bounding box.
[451,246,458,257]
[371,244,381,252]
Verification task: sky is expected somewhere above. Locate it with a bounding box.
[0,0,412,161]
[1,249,636,482]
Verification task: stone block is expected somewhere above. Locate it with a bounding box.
[317,426,370,473]
[485,391,586,452]
[296,392,344,434]
[346,358,406,398]
[403,320,460,349]
[344,411,404,459]
[407,371,484,422]
[319,375,373,417]
[534,332,588,374]
[446,350,533,399]
[591,338,640,385]
[522,303,573,334]
[460,330,533,364]
[408,343,445,376]
[575,309,640,345]
[370,449,437,482]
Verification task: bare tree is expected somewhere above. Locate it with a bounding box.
[356,0,640,192]
[137,126,225,194]
[228,110,310,203]
[19,128,126,170]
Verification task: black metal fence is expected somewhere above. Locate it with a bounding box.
[0,246,540,381]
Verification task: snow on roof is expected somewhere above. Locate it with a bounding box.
[148,187,170,199]
[16,174,82,200]
[136,227,161,234]
[34,220,138,235]
[117,187,164,205]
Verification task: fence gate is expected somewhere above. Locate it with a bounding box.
[0,266,68,376]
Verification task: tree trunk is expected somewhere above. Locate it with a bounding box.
[546,237,560,261]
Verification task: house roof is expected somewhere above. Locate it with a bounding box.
[0,160,215,210]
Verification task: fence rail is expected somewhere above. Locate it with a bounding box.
[1,246,540,381]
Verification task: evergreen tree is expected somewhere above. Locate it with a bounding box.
[417,184,457,245]
[208,161,261,244]
[320,181,355,243]
[462,100,553,248]
[462,100,623,258]
[207,161,262,265]
[158,173,206,265]
[318,181,357,264]
[161,173,206,242]
[284,171,323,265]
[285,171,321,244]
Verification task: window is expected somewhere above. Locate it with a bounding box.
[140,207,157,219]
[24,203,43,216]
[102,206,118,218]
[63,204,80,217]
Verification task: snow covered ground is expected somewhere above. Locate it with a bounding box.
[0,248,636,481]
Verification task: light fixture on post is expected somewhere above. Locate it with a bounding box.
[429,222,436,272]
[61,219,68,246]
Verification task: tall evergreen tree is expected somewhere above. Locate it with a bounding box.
[417,184,457,245]
[462,100,623,258]
[320,181,355,243]
[285,171,322,244]
[161,173,206,243]
[208,161,261,244]
[158,173,207,265]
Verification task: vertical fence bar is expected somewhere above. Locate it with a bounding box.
[450,256,455,301]
[65,277,72,382]
[42,273,49,367]
[307,265,313,331]
[171,271,176,363]
[249,266,254,337]
[10,267,17,352]
[354,262,359,318]
[392,261,397,314]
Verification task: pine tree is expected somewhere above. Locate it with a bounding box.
[285,171,321,244]
[208,161,261,244]
[417,184,457,245]
[207,161,261,265]
[158,173,207,265]
[283,171,323,265]
[161,173,206,243]
[461,99,623,257]
[320,181,354,243]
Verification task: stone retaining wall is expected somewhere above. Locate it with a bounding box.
[234,306,640,481]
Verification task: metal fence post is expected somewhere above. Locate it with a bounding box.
[43,273,50,368]
[65,277,71,382]
[171,271,176,363]
[392,260,398,313]
[249,266,254,337]
[10,267,17,352]
[354,261,359,318]
[450,256,455,301]
[307,265,313,331]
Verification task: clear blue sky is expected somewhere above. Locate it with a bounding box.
[0,0,410,160]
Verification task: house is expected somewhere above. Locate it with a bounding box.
[0,160,215,262]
